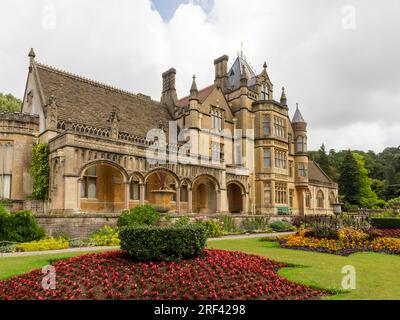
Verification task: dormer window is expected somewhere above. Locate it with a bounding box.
[261,84,269,100]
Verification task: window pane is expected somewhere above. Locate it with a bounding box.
[131,181,140,200]
[80,179,86,198]
[86,166,97,176]
[88,178,97,198]
[3,175,11,199]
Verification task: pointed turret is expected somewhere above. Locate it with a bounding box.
[292,103,306,123]
[240,64,248,87]
[280,87,287,106]
[189,75,199,101]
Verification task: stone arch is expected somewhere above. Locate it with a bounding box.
[329,191,337,205]
[227,181,246,214]
[192,174,220,191]
[180,177,192,189]
[317,189,325,208]
[79,160,129,183]
[192,175,218,214]
[129,172,145,184]
[144,169,179,212]
[79,161,127,213]
[144,167,180,185]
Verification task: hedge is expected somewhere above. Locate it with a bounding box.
[119,224,207,261]
[370,217,400,229]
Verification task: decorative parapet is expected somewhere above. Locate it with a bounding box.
[0,112,39,135]
[309,179,338,189]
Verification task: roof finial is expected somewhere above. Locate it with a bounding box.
[28,48,36,59]
[189,74,199,101]
[240,41,244,59]
[28,48,36,66]
[263,61,267,71]
[280,87,287,106]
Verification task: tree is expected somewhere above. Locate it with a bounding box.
[0,93,21,112]
[316,144,333,178]
[353,152,385,208]
[338,150,362,206]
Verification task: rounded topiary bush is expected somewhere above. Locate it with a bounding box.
[117,204,160,228]
[119,224,207,261]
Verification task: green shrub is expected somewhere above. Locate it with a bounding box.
[218,215,241,233]
[196,220,224,238]
[89,225,120,246]
[0,208,45,243]
[370,217,400,229]
[242,217,270,232]
[305,223,339,240]
[176,216,190,226]
[117,205,160,227]
[31,143,50,200]
[0,244,16,253]
[119,224,207,261]
[269,220,296,232]
[15,237,69,252]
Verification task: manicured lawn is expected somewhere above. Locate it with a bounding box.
[0,250,108,280]
[207,238,400,300]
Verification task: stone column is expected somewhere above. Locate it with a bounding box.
[124,182,130,210]
[216,190,221,213]
[64,176,79,213]
[77,179,82,212]
[242,192,248,214]
[176,187,181,214]
[188,187,193,213]
[140,183,146,205]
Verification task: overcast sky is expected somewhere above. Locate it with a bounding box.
[0,0,399,152]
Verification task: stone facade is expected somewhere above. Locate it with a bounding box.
[0,49,339,224]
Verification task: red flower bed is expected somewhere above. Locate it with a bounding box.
[0,250,325,300]
[374,228,400,238]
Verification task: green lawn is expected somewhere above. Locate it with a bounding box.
[0,251,107,280]
[207,238,400,300]
[1,239,399,300]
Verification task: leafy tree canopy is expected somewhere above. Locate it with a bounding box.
[0,93,21,112]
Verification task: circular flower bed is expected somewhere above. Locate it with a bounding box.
[276,235,400,256]
[0,250,325,300]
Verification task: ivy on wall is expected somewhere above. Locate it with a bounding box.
[31,143,50,200]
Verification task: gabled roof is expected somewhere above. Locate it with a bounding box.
[308,160,335,185]
[228,56,257,91]
[177,84,215,107]
[34,63,172,137]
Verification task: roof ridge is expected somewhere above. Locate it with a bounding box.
[35,62,158,103]
[178,84,215,101]
[310,160,334,183]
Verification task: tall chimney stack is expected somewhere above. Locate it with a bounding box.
[214,55,229,93]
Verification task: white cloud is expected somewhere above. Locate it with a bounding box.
[0,0,398,152]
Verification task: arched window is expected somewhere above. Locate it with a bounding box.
[261,84,269,100]
[329,192,336,206]
[81,166,97,199]
[306,191,312,208]
[130,178,140,201]
[180,185,189,202]
[296,136,307,153]
[317,191,325,208]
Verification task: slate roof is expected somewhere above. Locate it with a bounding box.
[292,105,306,123]
[308,160,336,186]
[228,56,257,91]
[35,63,172,137]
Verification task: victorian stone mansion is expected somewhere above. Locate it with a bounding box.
[0,49,338,217]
